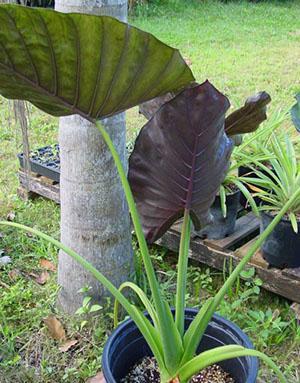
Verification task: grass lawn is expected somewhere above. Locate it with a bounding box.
[1,1,300,382]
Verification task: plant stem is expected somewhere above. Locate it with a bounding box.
[96,123,161,309]
[97,122,182,373]
[175,209,191,336]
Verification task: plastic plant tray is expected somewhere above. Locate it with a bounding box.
[18,144,60,183]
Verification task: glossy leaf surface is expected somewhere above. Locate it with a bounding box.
[0,4,194,121]
[129,81,233,243]
[225,92,271,136]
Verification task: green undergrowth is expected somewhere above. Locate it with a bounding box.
[1,0,300,382]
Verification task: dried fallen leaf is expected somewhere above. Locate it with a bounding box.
[8,269,20,280]
[59,339,78,352]
[43,315,66,340]
[6,211,15,221]
[87,372,106,383]
[291,302,300,325]
[248,184,264,193]
[40,258,56,272]
[35,271,50,285]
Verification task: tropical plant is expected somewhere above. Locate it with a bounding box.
[138,89,271,221]
[0,4,293,383]
[239,134,300,233]
[233,106,289,163]
[1,100,295,383]
[1,79,291,382]
[0,2,195,311]
[219,164,258,218]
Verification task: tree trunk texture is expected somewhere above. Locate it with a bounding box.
[55,0,132,314]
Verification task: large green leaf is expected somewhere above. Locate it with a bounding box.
[0,4,194,121]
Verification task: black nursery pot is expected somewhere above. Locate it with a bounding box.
[194,190,241,240]
[102,308,258,383]
[261,211,300,269]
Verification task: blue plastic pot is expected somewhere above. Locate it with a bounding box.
[102,308,258,382]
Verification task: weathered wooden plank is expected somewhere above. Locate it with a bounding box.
[282,267,300,282]
[203,213,259,251]
[156,229,300,303]
[235,236,269,268]
[39,175,58,185]
[18,170,60,204]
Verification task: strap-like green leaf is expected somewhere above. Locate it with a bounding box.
[0,4,194,121]
[0,221,167,374]
[180,298,214,366]
[177,345,286,383]
[233,179,259,216]
[129,305,166,372]
[98,123,184,375]
[113,281,159,329]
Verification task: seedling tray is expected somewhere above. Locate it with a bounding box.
[18,144,60,183]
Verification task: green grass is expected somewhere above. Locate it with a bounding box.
[1,0,300,382]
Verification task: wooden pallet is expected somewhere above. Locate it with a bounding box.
[18,170,300,304]
[156,212,300,304]
[17,169,60,204]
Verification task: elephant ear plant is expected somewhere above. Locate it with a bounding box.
[0,4,296,383]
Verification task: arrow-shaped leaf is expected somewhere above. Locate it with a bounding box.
[0,4,194,121]
[225,92,271,136]
[128,81,233,243]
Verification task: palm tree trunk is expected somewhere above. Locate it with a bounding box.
[55,0,132,314]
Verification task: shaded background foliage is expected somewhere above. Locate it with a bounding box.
[17,0,54,7]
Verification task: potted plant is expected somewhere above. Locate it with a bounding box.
[194,162,259,240]
[1,83,294,382]
[240,134,300,269]
[0,5,292,382]
[234,107,289,209]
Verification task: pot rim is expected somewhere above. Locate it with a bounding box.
[102,308,259,382]
[261,209,300,224]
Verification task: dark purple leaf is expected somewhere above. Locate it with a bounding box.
[139,83,198,120]
[129,81,233,244]
[225,92,271,136]
[139,92,175,120]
